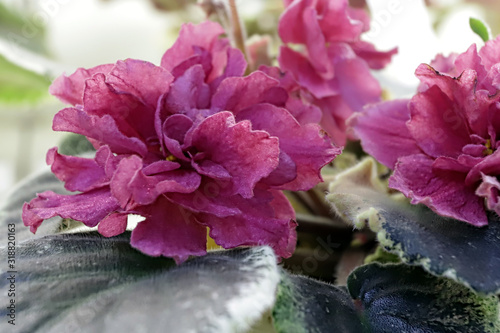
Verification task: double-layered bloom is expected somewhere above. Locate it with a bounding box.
[349,36,500,226]
[278,0,397,145]
[23,21,339,262]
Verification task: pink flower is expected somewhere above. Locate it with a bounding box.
[23,21,339,263]
[278,0,397,145]
[349,36,500,226]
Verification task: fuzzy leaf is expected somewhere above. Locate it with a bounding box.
[0,233,281,332]
[327,157,500,294]
[348,263,500,333]
[272,273,365,333]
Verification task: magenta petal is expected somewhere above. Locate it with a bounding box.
[317,95,352,146]
[390,154,487,226]
[415,65,489,138]
[98,212,129,237]
[161,21,225,71]
[83,74,155,139]
[479,35,500,70]
[476,173,500,215]
[237,104,339,190]
[22,188,121,233]
[166,178,241,218]
[209,48,247,88]
[200,189,297,258]
[333,54,383,111]
[348,99,420,169]
[52,107,148,156]
[300,6,331,74]
[164,65,211,114]
[131,196,207,264]
[408,85,470,158]
[278,46,333,99]
[191,160,231,180]
[47,146,112,192]
[466,149,500,185]
[211,71,287,113]
[350,41,397,70]
[107,59,174,110]
[49,64,113,106]
[191,111,280,198]
[317,0,364,42]
[161,114,194,161]
[111,155,200,207]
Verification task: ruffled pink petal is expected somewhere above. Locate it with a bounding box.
[330,45,383,111]
[390,154,487,226]
[211,71,287,113]
[166,178,240,218]
[317,0,364,43]
[83,74,155,140]
[408,85,470,158]
[161,21,225,72]
[107,59,174,110]
[317,95,352,146]
[237,104,339,190]
[110,155,200,207]
[415,65,490,138]
[479,35,500,70]
[466,149,500,185]
[278,46,334,99]
[22,188,121,233]
[130,196,207,264]
[350,41,397,70]
[279,0,319,45]
[52,107,148,156]
[209,47,247,88]
[164,65,211,115]
[348,99,420,169]
[46,146,116,192]
[97,212,129,237]
[428,53,459,77]
[454,44,487,79]
[476,173,500,215]
[49,64,113,106]
[199,189,297,258]
[191,111,280,198]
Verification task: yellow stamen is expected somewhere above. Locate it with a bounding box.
[483,139,494,156]
[166,155,177,162]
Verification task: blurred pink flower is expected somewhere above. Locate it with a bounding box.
[278,0,397,145]
[349,36,500,226]
[23,21,339,263]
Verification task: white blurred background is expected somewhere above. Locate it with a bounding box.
[0,0,496,200]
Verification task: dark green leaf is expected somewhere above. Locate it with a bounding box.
[470,17,491,42]
[348,263,500,333]
[327,158,500,294]
[57,133,96,156]
[0,233,280,332]
[272,272,365,333]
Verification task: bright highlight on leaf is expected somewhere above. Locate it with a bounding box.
[0,55,50,104]
[469,17,491,42]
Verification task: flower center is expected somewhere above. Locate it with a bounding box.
[483,139,494,156]
[166,155,178,162]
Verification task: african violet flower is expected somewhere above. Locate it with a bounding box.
[278,0,397,145]
[22,21,339,263]
[349,36,500,226]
